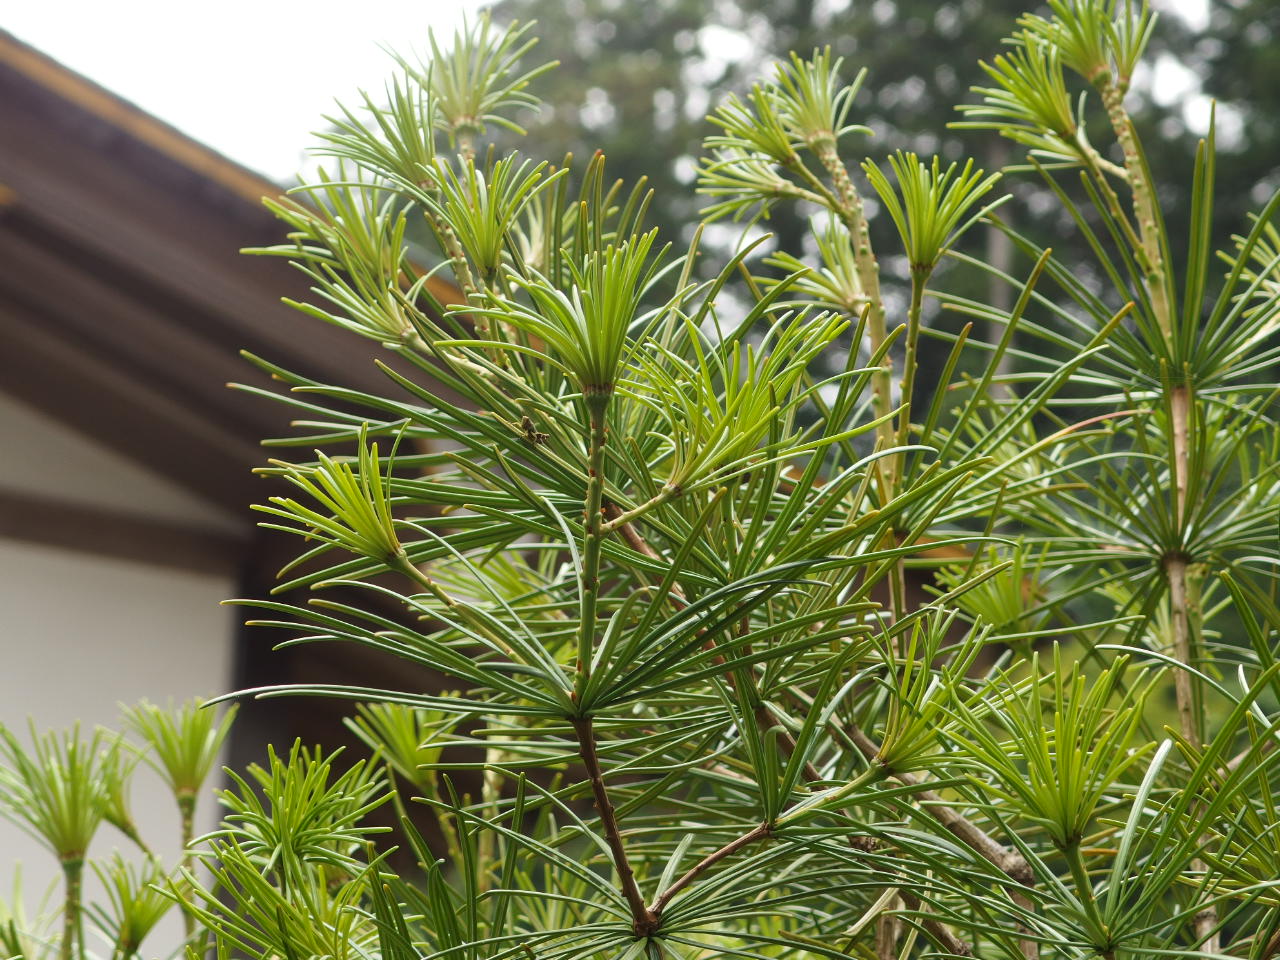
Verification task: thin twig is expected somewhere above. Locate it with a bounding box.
[649,822,771,917]
[846,726,1031,882]
[899,889,973,956]
[601,488,679,534]
[571,717,657,937]
[758,710,975,954]
[606,493,966,950]
[603,504,664,564]
[846,724,1036,957]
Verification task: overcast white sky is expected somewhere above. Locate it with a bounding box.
[4,0,485,181]
[4,0,1210,184]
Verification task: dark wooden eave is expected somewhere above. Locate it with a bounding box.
[0,30,460,521]
[0,488,243,575]
[0,33,475,769]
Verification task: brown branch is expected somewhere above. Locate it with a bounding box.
[876,909,901,960]
[642,773,974,956]
[571,717,658,937]
[899,890,973,956]
[1261,927,1280,960]
[604,503,664,564]
[606,511,970,951]
[758,711,975,955]
[649,822,771,918]
[1227,737,1275,773]
[846,727,1030,882]
[846,724,1035,958]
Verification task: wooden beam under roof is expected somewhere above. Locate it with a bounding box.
[0,489,244,576]
[0,300,263,508]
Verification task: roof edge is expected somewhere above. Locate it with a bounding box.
[0,29,286,209]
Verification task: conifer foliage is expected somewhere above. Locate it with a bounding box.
[6,3,1280,958]
[224,3,1280,956]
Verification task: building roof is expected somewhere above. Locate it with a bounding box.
[0,30,455,540]
[0,30,458,762]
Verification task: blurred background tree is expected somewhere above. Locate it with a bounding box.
[1197,1,1280,226]
[484,0,1270,235]
[486,0,1276,392]
[492,0,1041,256]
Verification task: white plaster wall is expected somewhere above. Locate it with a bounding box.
[0,390,242,952]
[0,539,236,952]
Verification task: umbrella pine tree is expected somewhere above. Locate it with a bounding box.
[217,3,1280,955]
